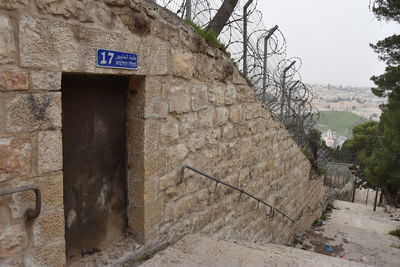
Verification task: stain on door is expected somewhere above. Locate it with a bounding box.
[62,74,128,262]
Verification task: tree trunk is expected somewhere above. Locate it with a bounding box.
[206,0,239,36]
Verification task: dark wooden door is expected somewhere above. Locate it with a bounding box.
[62,74,128,262]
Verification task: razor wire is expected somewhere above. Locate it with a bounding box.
[157,0,319,147]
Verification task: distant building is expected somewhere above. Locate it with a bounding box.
[323,129,335,147]
[322,129,347,149]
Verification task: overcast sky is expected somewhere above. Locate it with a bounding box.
[257,0,398,87]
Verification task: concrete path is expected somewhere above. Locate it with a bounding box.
[298,200,400,266]
[140,234,369,267]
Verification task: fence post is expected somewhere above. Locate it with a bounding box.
[297,101,303,117]
[280,75,285,117]
[280,61,295,117]
[243,0,254,77]
[287,80,299,117]
[373,189,379,211]
[365,188,369,205]
[262,25,278,104]
[185,0,192,21]
[351,180,356,202]
[342,171,345,187]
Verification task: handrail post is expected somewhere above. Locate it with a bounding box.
[179,165,188,184]
[0,185,41,219]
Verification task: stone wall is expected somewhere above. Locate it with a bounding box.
[0,0,324,265]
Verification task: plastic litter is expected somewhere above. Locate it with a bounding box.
[325,245,334,252]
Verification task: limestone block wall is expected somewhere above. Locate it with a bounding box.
[0,63,65,264]
[0,0,324,265]
[144,75,325,246]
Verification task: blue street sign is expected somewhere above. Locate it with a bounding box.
[96,49,138,70]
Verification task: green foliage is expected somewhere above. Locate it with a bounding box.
[314,110,369,138]
[312,219,320,226]
[343,118,400,203]
[320,203,333,221]
[303,129,322,175]
[307,128,322,159]
[325,203,333,213]
[344,122,381,189]
[391,243,400,249]
[302,147,312,160]
[367,1,400,205]
[318,167,327,176]
[347,121,380,160]
[370,34,400,67]
[389,229,400,238]
[185,20,227,53]
[330,141,356,163]
[371,65,400,97]
[300,128,327,178]
[371,0,400,23]
[366,98,400,203]
[292,235,302,246]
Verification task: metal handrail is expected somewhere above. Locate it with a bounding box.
[0,185,41,219]
[180,165,299,222]
[179,165,335,224]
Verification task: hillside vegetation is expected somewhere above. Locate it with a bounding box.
[315,111,369,137]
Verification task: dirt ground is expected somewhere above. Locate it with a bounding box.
[296,200,400,266]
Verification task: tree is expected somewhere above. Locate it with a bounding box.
[331,141,355,163]
[367,0,400,205]
[304,128,327,177]
[370,34,400,98]
[370,0,400,99]
[347,122,380,160]
[346,122,380,188]
[207,0,239,36]
[371,0,400,23]
[366,98,400,204]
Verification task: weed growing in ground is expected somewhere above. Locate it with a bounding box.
[313,203,333,226]
[292,234,303,246]
[391,243,400,249]
[321,203,333,220]
[389,229,400,238]
[185,20,227,53]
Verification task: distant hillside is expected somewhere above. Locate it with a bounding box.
[314,111,369,138]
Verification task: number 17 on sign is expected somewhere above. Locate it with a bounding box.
[100,51,114,65]
[96,49,138,70]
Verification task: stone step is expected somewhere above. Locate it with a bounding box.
[139,234,370,267]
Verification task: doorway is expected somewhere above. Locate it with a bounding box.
[62,74,128,262]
